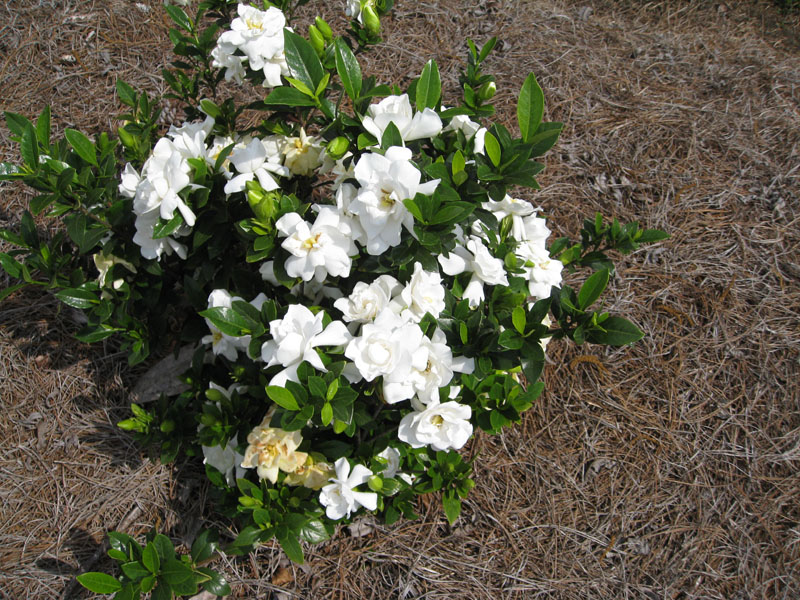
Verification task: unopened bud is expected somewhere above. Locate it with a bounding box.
[308,25,325,56]
[362,4,381,35]
[315,17,333,41]
[160,419,175,434]
[368,475,383,492]
[326,136,349,160]
[247,183,279,223]
[478,81,497,101]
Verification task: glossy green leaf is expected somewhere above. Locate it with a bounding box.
[442,492,461,524]
[142,542,159,574]
[416,59,441,111]
[577,268,608,310]
[76,572,122,594]
[164,4,193,32]
[299,519,330,544]
[197,567,231,596]
[55,288,98,310]
[321,402,333,426]
[517,72,544,143]
[528,122,562,157]
[20,124,38,169]
[116,80,137,107]
[267,385,299,411]
[587,316,644,346]
[160,559,196,595]
[483,131,501,167]
[35,105,51,148]
[264,86,317,107]
[277,530,304,564]
[381,121,403,149]
[65,128,98,166]
[283,29,324,91]
[512,306,526,334]
[121,561,150,580]
[198,306,251,337]
[334,37,362,101]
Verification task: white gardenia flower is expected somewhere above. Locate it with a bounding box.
[224,137,289,195]
[345,0,363,23]
[260,304,351,386]
[361,94,443,143]
[407,328,456,406]
[276,207,356,282]
[168,115,215,161]
[443,113,487,155]
[142,137,196,225]
[344,308,424,404]
[281,128,324,176]
[349,146,440,255]
[202,434,245,487]
[334,182,367,245]
[517,240,563,300]
[131,196,189,260]
[483,194,536,219]
[334,275,402,324]
[215,4,291,87]
[397,262,446,322]
[119,163,141,198]
[438,236,509,308]
[398,401,473,451]
[319,458,378,520]
[376,446,401,479]
[211,39,246,83]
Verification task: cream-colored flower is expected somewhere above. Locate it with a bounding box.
[282,128,324,176]
[241,416,308,483]
[93,251,136,290]
[284,457,335,490]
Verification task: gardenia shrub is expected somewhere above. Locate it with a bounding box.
[0,0,667,597]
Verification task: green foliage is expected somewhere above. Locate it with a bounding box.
[77,529,230,598]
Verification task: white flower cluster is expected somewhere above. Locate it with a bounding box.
[211,4,291,87]
[116,9,567,525]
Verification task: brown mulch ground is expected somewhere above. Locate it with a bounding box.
[1,0,799,598]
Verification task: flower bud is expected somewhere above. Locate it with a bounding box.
[478,81,497,101]
[362,4,381,35]
[315,17,333,41]
[308,24,325,56]
[326,136,350,160]
[160,419,175,434]
[247,182,279,223]
[368,475,383,492]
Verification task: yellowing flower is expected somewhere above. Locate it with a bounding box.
[240,416,308,483]
[284,457,335,490]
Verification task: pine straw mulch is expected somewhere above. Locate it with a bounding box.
[1,0,799,598]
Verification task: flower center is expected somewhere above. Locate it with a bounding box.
[431,415,444,427]
[246,18,264,31]
[380,188,396,208]
[302,232,322,250]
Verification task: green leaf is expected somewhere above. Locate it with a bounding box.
[498,329,523,350]
[298,519,330,544]
[483,131,501,167]
[150,581,170,600]
[20,123,38,169]
[637,229,669,243]
[152,534,175,563]
[76,325,118,343]
[528,122,562,157]
[197,567,231,596]
[4,111,32,136]
[76,572,122,594]
[0,162,23,180]
[66,214,107,254]
[113,582,137,600]
[142,542,159,574]
[308,376,327,398]
[577,268,609,310]
[381,121,403,149]
[164,4,193,32]
[277,530,304,564]
[55,288,98,310]
[587,316,644,346]
[152,213,184,240]
[116,80,137,107]
[264,86,318,107]
[198,306,251,337]
[428,201,474,226]
[334,37,362,102]
[512,306,526,334]
[65,128,98,166]
[321,402,333,426]
[442,492,461,525]
[35,105,51,148]
[517,72,544,143]
[416,59,441,111]
[0,253,22,278]
[267,386,299,411]
[30,194,56,215]
[283,29,324,91]
[121,561,151,580]
[160,559,196,595]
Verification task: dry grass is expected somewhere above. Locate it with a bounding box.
[2,0,800,598]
